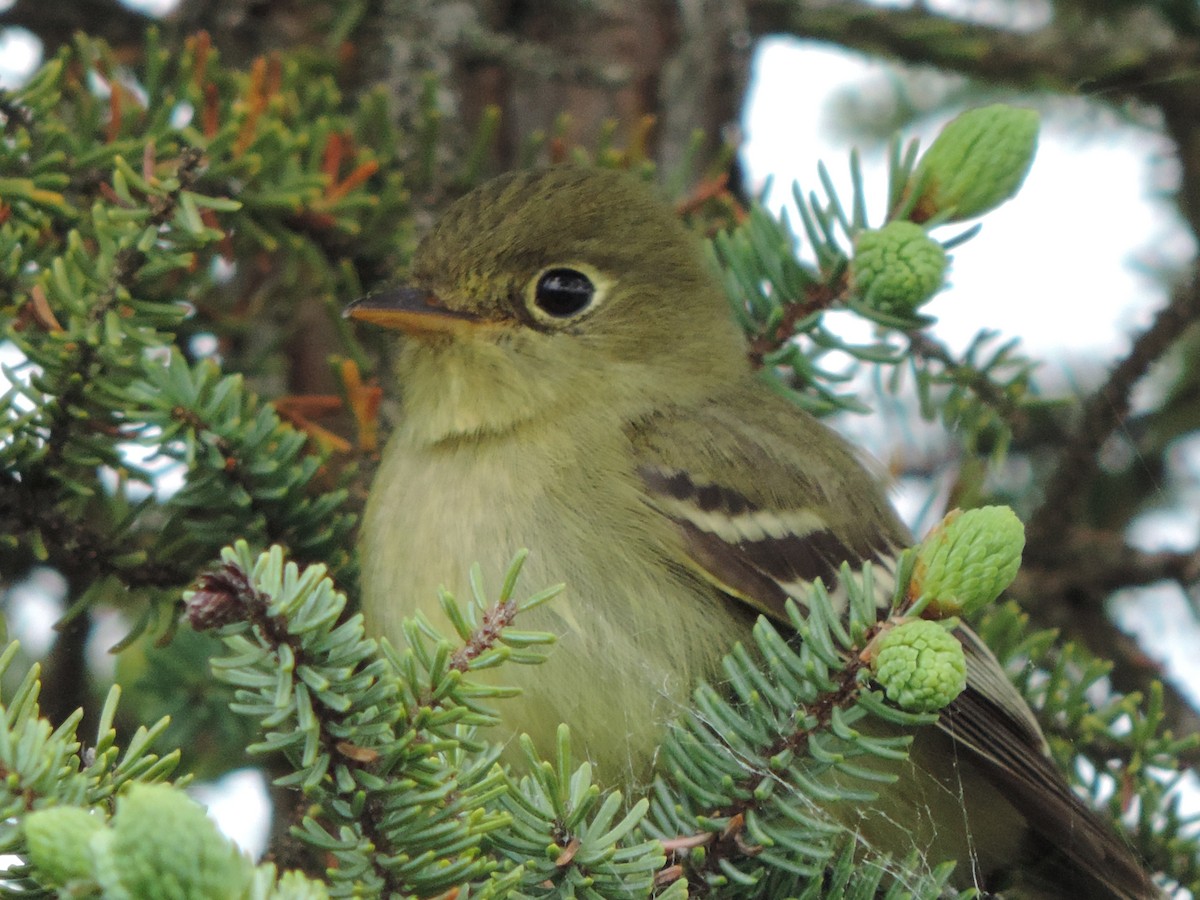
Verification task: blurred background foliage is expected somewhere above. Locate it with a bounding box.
[3,0,1200,892]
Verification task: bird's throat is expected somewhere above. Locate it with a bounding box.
[394,337,562,445]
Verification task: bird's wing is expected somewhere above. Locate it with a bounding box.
[630,389,910,622]
[629,392,1157,899]
[946,628,1157,898]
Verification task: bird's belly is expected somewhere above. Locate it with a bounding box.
[359,434,755,784]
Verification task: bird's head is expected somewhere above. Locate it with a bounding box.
[347,166,747,444]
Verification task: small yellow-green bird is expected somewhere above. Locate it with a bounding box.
[348,166,1157,898]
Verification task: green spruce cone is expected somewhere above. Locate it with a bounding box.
[24,806,105,887]
[269,869,333,899]
[851,221,948,315]
[910,104,1039,222]
[89,831,130,900]
[871,619,967,713]
[912,506,1026,617]
[93,783,255,900]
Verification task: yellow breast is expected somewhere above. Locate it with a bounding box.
[359,414,755,784]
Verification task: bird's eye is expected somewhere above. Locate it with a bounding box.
[533,268,595,318]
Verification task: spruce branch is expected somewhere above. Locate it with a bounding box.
[0,643,180,892]
[2,32,408,640]
[189,544,673,898]
[906,329,1032,434]
[639,509,1193,897]
[9,137,202,479]
[126,351,357,578]
[190,544,561,897]
[646,563,960,897]
[189,543,425,896]
[488,727,664,897]
[1010,539,1200,767]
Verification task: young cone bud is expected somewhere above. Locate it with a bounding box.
[911,506,1025,617]
[910,104,1039,222]
[851,221,947,315]
[24,806,105,887]
[93,783,255,899]
[871,619,967,712]
[271,869,333,899]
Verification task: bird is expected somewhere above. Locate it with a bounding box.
[347,165,1159,898]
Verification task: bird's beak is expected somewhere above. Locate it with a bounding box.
[344,287,483,336]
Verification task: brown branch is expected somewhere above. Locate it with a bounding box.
[1019,529,1200,598]
[745,0,1200,107]
[40,608,92,730]
[1011,274,1200,740]
[1026,272,1200,558]
[449,599,520,673]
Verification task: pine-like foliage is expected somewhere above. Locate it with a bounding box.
[0,643,180,892]
[1,34,1196,899]
[1,31,408,640]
